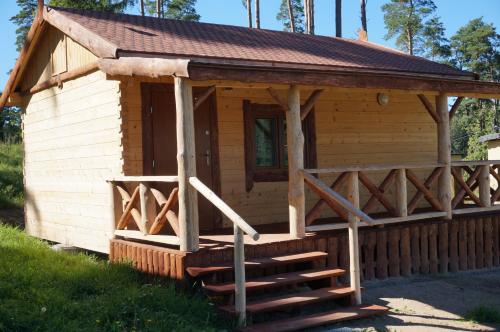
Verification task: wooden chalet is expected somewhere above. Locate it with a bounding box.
[2,3,500,330]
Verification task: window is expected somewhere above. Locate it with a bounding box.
[243,100,317,192]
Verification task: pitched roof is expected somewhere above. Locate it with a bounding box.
[50,6,473,79]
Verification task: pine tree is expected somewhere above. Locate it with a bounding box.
[449,18,500,159]
[144,0,199,21]
[335,0,341,37]
[422,17,450,61]
[277,0,304,33]
[381,0,436,55]
[10,0,38,51]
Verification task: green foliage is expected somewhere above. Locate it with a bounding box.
[450,18,500,80]
[276,0,305,33]
[0,107,22,144]
[144,0,200,21]
[422,16,451,61]
[381,0,437,55]
[47,0,136,12]
[449,18,500,159]
[465,306,500,324]
[0,144,23,208]
[10,0,38,51]
[0,224,227,331]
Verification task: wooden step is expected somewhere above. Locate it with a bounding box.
[220,286,354,315]
[242,304,388,332]
[203,268,345,295]
[186,251,328,277]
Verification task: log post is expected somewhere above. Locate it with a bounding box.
[479,165,491,207]
[234,224,247,327]
[347,171,362,305]
[139,182,149,234]
[395,169,408,217]
[436,95,452,219]
[287,85,306,238]
[174,77,199,252]
[108,181,118,239]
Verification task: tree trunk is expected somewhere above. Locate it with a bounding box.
[247,0,253,28]
[304,0,309,33]
[287,0,296,32]
[360,0,367,33]
[310,0,315,34]
[255,0,260,28]
[157,0,161,18]
[335,0,342,37]
[140,0,145,16]
[407,27,414,55]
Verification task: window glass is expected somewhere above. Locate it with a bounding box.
[255,118,277,167]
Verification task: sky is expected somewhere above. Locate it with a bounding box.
[0,0,499,90]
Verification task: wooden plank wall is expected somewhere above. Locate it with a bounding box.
[20,25,97,91]
[24,71,123,253]
[217,87,438,227]
[180,214,500,281]
[110,239,186,280]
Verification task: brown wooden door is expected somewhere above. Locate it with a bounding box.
[141,83,220,231]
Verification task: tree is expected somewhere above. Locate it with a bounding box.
[10,0,38,51]
[242,0,252,28]
[144,0,199,20]
[276,0,305,33]
[0,106,22,144]
[48,0,136,12]
[381,0,436,55]
[360,0,367,35]
[335,0,341,37]
[422,17,450,61]
[255,0,260,29]
[304,0,314,34]
[449,18,500,159]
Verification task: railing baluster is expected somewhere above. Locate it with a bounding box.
[479,165,491,207]
[139,182,149,234]
[395,168,408,217]
[347,171,362,305]
[108,181,117,240]
[234,224,246,327]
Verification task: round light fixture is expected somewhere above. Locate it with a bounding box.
[377,93,389,106]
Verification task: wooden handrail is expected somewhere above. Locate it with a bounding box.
[189,176,258,327]
[107,176,178,183]
[302,171,373,223]
[189,176,260,241]
[305,162,444,174]
[451,160,500,167]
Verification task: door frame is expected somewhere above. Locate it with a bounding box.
[140,82,223,230]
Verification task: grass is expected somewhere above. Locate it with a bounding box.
[0,143,23,208]
[465,306,500,324]
[0,224,228,332]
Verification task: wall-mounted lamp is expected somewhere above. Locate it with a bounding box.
[377,93,390,106]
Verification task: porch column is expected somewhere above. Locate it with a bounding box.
[174,77,199,252]
[347,171,362,305]
[287,85,306,238]
[436,94,452,219]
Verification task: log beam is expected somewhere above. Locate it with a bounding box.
[174,77,199,252]
[193,85,216,111]
[287,85,306,238]
[449,97,464,120]
[300,89,324,120]
[418,94,440,123]
[267,87,289,111]
[347,172,362,305]
[436,94,452,219]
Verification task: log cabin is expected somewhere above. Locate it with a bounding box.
[2,3,500,330]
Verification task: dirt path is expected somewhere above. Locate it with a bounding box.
[317,268,500,331]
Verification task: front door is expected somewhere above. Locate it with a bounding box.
[141,83,220,231]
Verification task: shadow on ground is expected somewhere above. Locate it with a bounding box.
[316,268,500,331]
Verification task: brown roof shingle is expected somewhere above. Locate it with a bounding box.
[51,7,474,78]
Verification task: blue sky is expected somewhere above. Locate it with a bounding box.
[0,0,499,90]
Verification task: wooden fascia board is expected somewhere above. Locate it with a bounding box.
[0,9,45,109]
[188,64,500,96]
[43,7,117,59]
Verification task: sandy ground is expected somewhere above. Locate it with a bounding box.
[317,268,500,332]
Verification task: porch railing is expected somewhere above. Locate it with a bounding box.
[451,160,500,214]
[107,176,181,246]
[108,175,259,327]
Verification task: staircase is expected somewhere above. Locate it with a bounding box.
[187,251,387,331]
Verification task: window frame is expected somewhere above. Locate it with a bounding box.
[243,100,317,192]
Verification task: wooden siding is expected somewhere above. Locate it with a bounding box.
[20,25,97,91]
[217,87,438,227]
[23,71,123,253]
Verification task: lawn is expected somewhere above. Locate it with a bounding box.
[0,224,227,332]
[0,143,23,208]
